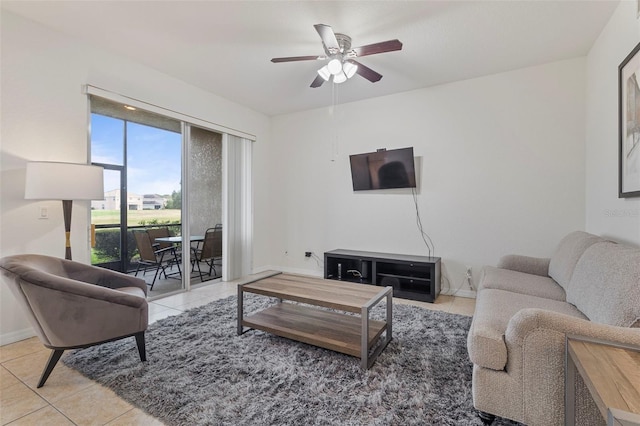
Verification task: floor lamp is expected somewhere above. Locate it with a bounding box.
[25,162,104,261]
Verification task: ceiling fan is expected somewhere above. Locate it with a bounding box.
[271,24,403,88]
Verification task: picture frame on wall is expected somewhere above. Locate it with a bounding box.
[619,41,640,198]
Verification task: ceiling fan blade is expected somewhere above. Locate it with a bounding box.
[271,55,325,63]
[310,74,325,88]
[314,24,340,53]
[349,60,383,83]
[352,39,403,57]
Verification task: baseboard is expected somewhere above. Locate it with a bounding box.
[0,327,36,346]
[440,288,477,299]
[251,265,278,275]
[280,266,323,277]
[235,270,282,286]
[253,265,322,278]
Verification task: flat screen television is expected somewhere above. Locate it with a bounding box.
[349,147,416,191]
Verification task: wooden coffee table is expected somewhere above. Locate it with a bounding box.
[237,273,393,369]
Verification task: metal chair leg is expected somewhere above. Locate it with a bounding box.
[173,251,182,276]
[135,332,146,362]
[197,259,204,281]
[134,262,142,277]
[150,264,162,291]
[37,349,64,388]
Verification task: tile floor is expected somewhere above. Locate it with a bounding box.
[139,263,222,299]
[0,273,475,425]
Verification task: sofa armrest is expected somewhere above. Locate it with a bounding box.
[497,255,550,277]
[502,309,640,425]
[506,308,640,348]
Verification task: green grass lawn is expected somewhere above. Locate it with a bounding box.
[92,209,182,226]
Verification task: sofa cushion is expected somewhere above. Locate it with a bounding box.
[468,289,587,371]
[479,266,566,301]
[548,231,606,290]
[566,242,640,327]
[496,255,550,277]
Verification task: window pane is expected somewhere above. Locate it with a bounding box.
[126,121,182,236]
[91,114,124,165]
[91,169,122,269]
[127,122,181,199]
[89,95,184,296]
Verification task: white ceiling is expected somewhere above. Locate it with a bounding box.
[2,1,619,116]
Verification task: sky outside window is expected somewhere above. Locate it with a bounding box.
[127,122,181,195]
[91,114,124,166]
[91,113,182,196]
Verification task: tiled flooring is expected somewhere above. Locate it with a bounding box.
[0,273,475,425]
[137,263,222,299]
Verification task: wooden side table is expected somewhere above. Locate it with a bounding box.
[565,336,640,426]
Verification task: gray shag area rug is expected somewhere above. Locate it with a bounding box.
[63,294,521,425]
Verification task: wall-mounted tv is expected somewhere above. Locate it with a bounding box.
[349,147,416,191]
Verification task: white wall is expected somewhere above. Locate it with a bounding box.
[1,9,601,345]
[269,58,587,294]
[0,11,271,344]
[585,0,640,246]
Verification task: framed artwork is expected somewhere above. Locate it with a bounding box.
[619,41,640,198]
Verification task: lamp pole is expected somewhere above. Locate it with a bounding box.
[62,200,73,260]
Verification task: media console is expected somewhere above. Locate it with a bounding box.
[324,249,441,303]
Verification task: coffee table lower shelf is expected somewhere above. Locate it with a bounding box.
[242,303,387,358]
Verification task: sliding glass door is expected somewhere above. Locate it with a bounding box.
[90,96,183,295]
[88,90,253,297]
[185,125,224,286]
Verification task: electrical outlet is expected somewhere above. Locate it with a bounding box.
[305,251,312,257]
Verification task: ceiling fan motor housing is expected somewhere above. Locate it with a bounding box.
[334,33,352,55]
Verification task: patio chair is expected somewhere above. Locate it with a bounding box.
[191,226,222,281]
[0,254,148,388]
[133,230,181,290]
[147,226,181,263]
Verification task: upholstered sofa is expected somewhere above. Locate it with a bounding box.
[467,231,640,425]
[0,254,148,387]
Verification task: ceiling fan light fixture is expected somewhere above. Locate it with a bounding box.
[333,71,347,84]
[343,61,358,79]
[317,65,331,81]
[327,58,343,75]
[272,24,402,89]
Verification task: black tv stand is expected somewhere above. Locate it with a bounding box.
[324,249,441,303]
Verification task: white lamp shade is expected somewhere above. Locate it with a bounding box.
[317,65,331,81]
[333,71,347,84]
[343,61,358,79]
[25,162,104,200]
[327,58,342,75]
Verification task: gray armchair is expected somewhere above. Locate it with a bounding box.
[0,254,148,387]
